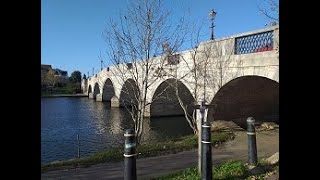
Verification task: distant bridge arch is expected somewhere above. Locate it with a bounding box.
[119,79,139,107]
[102,78,115,101]
[93,83,100,100]
[151,78,195,117]
[88,85,92,95]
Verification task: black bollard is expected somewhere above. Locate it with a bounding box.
[247,117,258,166]
[124,129,137,180]
[201,121,212,180]
[198,102,205,173]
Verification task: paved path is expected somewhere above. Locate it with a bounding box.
[41,129,279,179]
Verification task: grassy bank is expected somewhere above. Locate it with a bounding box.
[41,87,72,95]
[41,131,234,173]
[154,160,279,180]
[41,83,82,96]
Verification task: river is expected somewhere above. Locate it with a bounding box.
[41,97,193,164]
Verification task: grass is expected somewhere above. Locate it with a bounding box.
[213,161,246,179]
[154,160,279,180]
[41,148,123,172]
[41,131,234,173]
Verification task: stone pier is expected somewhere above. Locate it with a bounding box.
[111,96,120,108]
[96,94,103,101]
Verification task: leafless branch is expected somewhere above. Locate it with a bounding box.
[103,0,188,143]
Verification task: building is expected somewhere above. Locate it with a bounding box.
[41,64,52,77]
[53,68,68,78]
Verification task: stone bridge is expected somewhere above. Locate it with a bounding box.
[81,25,279,125]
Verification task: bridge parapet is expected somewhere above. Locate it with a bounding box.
[83,25,279,107]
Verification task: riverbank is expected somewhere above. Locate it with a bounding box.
[41,93,87,98]
[41,131,234,173]
[41,129,279,179]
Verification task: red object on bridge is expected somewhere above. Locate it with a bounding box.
[255,46,273,52]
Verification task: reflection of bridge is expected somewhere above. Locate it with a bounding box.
[81,25,279,124]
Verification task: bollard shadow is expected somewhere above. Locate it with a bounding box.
[246,162,279,178]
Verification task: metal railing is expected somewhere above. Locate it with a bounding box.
[41,133,122,163]
[235,30,274,54]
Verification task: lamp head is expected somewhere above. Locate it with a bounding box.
[209,9,217,20]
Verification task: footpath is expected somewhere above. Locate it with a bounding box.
[41,129,279,180]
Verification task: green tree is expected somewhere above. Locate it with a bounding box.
[83,74,87,80]
[69,71,82,83]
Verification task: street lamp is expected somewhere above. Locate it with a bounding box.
[200,101,207,122]
[209,9,217,40]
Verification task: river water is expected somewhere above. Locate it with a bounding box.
[41,97,193,164]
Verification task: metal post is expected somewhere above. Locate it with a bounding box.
[198,103,205,173]
[247,117,258,166]
[124,129,137,180]
[77,134,80,159]
[201,121,212,180]
[209,9,216,40]
[198,102,205,174]
[204,66,206,101]
[101,59,103,71]
[210,19,214,40]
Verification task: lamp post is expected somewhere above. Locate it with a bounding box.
[101,59,103,71]
[209,9,217,40]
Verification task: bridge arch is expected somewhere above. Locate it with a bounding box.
[102,78,115,101]
[208,75,279,128]
[93,83,100,100]
[88,85,92,95]
[119,79,139,107]
[151,78,195,117]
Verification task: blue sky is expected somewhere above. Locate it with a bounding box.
[41,0,278,77]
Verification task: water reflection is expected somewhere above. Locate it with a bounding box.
[41,97,193,164]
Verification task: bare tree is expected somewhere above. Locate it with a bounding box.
[166,32,207,135]
[45,69,59,87]
[206,39,242,91]
[163,26,243,135]
[159,29,242,174]
[258,0,279,23]
[103,0,187,143]
[258,0,279,58]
